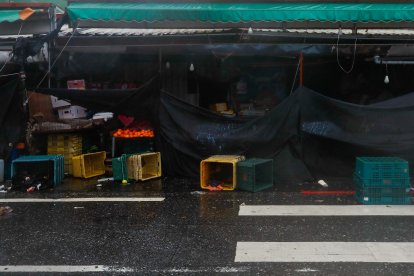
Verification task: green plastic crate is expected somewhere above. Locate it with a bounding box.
[355,192,411,205]
[112,154,131,181]
[353,174,411,189]
[237,158,274,192]
[11,155,65,186]
[355,176,412,205]
[355,157,409,179]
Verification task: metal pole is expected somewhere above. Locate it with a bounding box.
[48,6,55,88]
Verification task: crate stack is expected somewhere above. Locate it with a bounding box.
[354,157,412,205]
[127,152,161,181]
[47,134,82,175]
[112,152,161,182]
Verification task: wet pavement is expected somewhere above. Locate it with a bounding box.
[1,177,414,275]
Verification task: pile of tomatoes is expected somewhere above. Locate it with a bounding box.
[113,128,154,138]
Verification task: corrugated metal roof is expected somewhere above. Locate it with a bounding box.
[58,25,414,37]
[59,26,230,37]
[260,28,414,36]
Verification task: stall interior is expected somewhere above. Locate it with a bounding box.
[4,42,414,193]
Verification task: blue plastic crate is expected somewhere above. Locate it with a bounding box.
[11,155,64,186]
[353,174,411,189]
[237,158,274,192]
[355,157,409,179]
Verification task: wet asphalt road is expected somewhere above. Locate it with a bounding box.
[1,177,414,275]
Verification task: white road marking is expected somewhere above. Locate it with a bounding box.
[295,268,319,272]
[0,266,133,273]
[0,197,165,203]
[239,205,414,216]
[0,266,248,273]
[235,242,414,263]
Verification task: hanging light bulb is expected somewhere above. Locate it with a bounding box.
[248,27,253,34]
[384,64,390,84]
[189,63,195,72]
[165,61,170,70]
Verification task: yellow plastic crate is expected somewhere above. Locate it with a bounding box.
[48,146,81,154]
[48,134,82,147]
[200,155,245,191]
[127,152,162,181]
[72,151,106,178]
[48,134,82,175]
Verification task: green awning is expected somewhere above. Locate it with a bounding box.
[0,9,22,23]
[0,8,45,23]
[67,3,414,24]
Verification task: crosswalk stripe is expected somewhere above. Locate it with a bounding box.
[235,242,414,263]
[0,197,165,203]
[239,205,414,216]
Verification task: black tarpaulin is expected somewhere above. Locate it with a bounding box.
[0,79,26,159]
[157,91,310,183]
[36,82,414,183]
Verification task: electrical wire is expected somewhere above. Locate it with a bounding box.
[207,28,251,62]
[289,55,301,95]
[0,72,20,78]
[0,21,24,77]
[336,28,357,74]
[35,24,78,88]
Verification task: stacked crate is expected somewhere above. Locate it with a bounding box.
[47,134,82,175]
[127,152,162,181]
[354,157,412,205]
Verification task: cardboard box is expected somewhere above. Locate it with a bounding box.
[210,102,228,112]
[28,91,57,121]
[50,96,71,108]
[58,105,87,119]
